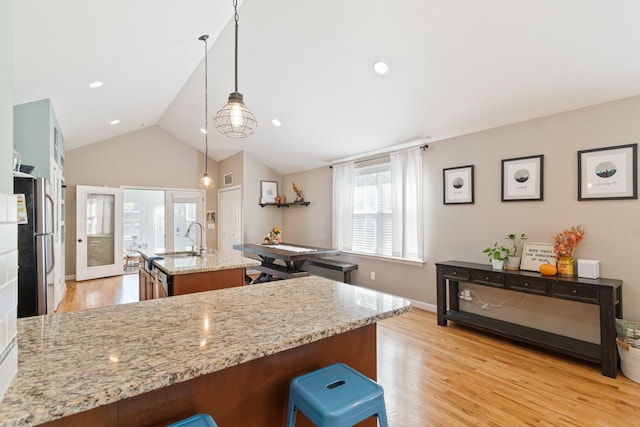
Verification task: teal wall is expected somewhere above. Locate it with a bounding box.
[13,99,64,179]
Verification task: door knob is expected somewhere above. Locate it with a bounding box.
[78,238,83,242]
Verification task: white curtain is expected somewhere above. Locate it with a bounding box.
[332,162,355,251]
[390,147,423,260]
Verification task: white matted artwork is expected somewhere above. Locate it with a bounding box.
[260,180,278,204]
[443,165,474,204]
[501,155,544,201]
[520,242,555,271]
[578,143,637,200]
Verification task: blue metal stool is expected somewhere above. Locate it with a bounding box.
[286,363,389,427]
[166,414,218,427]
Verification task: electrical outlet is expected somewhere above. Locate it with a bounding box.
[370,271,376,280]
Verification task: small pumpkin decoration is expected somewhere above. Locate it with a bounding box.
[539,263,557,276]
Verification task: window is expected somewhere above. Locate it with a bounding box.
[333,147,423,262]
[352,164,392,256]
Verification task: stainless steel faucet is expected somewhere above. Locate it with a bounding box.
[185,222,207,257]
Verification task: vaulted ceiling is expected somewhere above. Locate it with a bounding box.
[13,0,640,174]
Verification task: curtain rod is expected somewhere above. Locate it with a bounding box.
[329,144,428,169]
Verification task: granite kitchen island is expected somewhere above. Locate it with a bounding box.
[138,249,260,298]
[0,276,410,427]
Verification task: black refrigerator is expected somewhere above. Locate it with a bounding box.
[14,175,55,317]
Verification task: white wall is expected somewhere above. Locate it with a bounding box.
[0,0,17,400]
[283,95,640,343]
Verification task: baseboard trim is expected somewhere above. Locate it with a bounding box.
[408,299,436,313]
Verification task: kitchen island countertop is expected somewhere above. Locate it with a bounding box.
[0,276,410,426]
[138,249,260,275]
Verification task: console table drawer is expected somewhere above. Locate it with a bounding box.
[470,270,504,287]
[442,266,469,280]
[505,276,548,295]
[552,282,599,303]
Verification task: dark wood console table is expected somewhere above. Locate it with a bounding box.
[436,260,622,378]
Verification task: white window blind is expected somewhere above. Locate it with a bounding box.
[352,164,392,256]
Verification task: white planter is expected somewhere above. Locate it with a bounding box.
[491,259,505,270]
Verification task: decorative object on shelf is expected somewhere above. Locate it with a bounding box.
[270,227,282,244]
[442,164,474,204]
[213,0,257,138]
[504,233,527,270]
[292,181,304,202]
[501,154,544,201]
[275,195,286,204]
[578,143,637,200]
[261,180,278,204]
[539,263,558,276]
[483,242,509,269]
[197,34,214,190]
[552,225,585,276]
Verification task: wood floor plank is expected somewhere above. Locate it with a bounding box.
[57,276,640,426]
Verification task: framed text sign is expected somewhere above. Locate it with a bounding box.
[520,242,556,272]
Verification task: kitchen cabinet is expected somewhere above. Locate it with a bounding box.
[160,268,246,296]
[138,267,156,301]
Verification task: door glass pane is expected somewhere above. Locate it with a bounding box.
[86,193,115,267]
[123,189,165,254]
[174,202,197,251]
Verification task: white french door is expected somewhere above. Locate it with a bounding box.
[218,186,242,257]
[76,185,123,281]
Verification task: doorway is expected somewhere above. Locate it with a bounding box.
[218,185,242,257]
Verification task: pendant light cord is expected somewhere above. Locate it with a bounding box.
[234,0,239,93]
[200,34,209,175]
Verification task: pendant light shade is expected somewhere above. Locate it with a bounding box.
[214,0,257,138]
[198,34,214,190]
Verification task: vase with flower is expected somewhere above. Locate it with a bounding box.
[552,225,584,276]
[270,226,282,244]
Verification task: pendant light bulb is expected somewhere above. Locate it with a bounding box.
[230,102,243,128]
[198,173,213,189]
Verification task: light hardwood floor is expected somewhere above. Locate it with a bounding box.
[59,275,640,426]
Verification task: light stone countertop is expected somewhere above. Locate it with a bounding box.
[138,249,260,275]
[0,276,411,427]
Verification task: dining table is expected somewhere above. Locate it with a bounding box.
[233,242,340,283]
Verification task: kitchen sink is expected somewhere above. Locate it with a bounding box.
[155,251,198,258]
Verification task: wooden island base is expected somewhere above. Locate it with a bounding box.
[42,325,377,427]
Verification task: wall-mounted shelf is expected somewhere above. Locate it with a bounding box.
[260,201,310,208]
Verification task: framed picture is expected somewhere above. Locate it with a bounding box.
[224,172,233,186]
[578,143,637,200]
[260,180,278,204]
[520,242,556,272]
[501,154,544,201]
[443,165,474,204]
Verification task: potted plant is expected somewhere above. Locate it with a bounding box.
[504,233,527,270]
[483,242,509,270]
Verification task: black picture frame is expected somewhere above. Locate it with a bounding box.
[501,154,544,201]
[578,143,637,200]
[260,180,278,204]
[443,165,474,204]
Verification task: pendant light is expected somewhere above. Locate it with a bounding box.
[213,0,257,138]
[198,34,214,190]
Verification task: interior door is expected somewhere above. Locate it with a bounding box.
[165,190,204,252]
[218,186,242,257]
[76,185,123,281]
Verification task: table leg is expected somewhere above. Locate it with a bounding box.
[436,264,447,326]
[599,287,618,378]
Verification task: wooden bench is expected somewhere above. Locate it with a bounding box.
[252,263,310,283]
[305,258,358,284]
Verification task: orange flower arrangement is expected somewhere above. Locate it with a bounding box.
[552,225,584,258]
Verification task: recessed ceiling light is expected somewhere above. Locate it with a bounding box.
[89,81,103,89]
[272,119,281,127]
[110,119,120,125]
[373,61,389,75]
[200,128,207,134]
